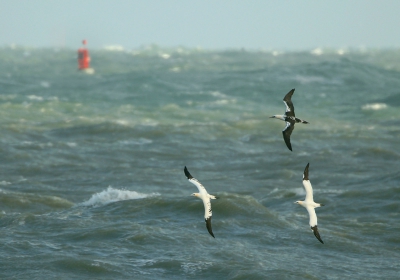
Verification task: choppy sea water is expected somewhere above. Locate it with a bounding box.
[0,46,399,279]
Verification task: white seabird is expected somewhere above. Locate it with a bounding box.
[270,88,309,151]
[295,163,325,244]
[184,166,218,238]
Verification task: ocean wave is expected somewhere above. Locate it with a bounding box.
[80,186,159,207]
[0,181,11,186]
[352,147,400,160]
[212,193,275,218]
[0,189,74,209]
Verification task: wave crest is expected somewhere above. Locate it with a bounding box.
[81,187,159,207]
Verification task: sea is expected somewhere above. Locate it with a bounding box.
[0,46,399,279]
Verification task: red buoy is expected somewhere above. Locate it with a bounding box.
[77,39,91,70]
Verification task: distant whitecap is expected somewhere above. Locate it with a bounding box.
[160,53,171,59]
[272,50,283,56]
[103,45,125,52]
[294,74,326,84]
[27,95,43,101]
[311,48,323,56]
[361,103,388,110]
[66,142,77,148]
[119,138,153,145]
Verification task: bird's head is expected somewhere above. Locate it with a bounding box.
[294,201,303,205]
[191,193,200,198]
[270,115,285,121]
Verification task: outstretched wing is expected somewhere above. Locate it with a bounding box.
[302,163,314,202]
[283,89,295,117]
[184,166,207,193]
[282,121,295,151]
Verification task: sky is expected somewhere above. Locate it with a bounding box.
[1,0,400,51]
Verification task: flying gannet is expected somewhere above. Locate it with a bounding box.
[184,166,218,238]
[270,88,309,151]
[295,163,325,244]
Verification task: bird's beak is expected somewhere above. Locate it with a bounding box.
[270,116,275,118]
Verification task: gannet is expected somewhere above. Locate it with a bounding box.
[270,88,309,151]
[184,166,218,238]
[295,163,325,244]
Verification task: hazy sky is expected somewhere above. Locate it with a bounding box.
[1,0,400,50]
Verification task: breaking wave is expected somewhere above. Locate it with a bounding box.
[80,186,159,207]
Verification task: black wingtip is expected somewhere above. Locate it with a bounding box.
[303,163,310,180]
[311,226,324,244]
[184,166,193,179]
[283,88,296,101]
[205,217,215,238]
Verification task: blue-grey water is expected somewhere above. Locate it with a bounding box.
[0,46,399,279]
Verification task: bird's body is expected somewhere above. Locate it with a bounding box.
[295,163,325,244]
[184,166,218,238]
[270,89,308,151]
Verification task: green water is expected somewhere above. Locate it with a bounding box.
[0,46,399,279]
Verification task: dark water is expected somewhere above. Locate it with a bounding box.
[0,46,399,279]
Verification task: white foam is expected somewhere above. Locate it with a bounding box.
[27,95,43,101]
[119,138,153,145]
[311,48,323,56]
[294,74,326,84]
[115,119,130,126]
[209,91,227,98]
[103,45,125,52]
[272,50,283,56]
[293,187,306,196]
[181,261,213,275]
[160,53,171,59]
[211,99,236,105]
[362,103,388,110]
[81,186,159,207]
